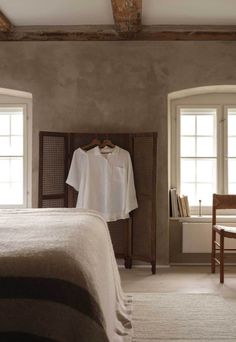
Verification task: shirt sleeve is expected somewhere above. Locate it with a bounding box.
[66,149,83,192]
[125,152,138,214]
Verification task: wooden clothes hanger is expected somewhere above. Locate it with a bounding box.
[99,137,116,154]
[81,136,116,153]
[82,138,101,151]
[100,139,115,149]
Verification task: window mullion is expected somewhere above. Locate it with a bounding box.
[224,106,228,194]
[195,115,197,204]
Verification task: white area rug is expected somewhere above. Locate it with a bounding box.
[131,293,236,341]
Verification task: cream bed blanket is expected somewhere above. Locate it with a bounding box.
[0,208,132,342]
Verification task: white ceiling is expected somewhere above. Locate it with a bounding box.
[142,0,236,25]
[0,0,114,26]
[0,0,236,26]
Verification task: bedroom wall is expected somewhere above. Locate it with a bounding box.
[1,41,236,264]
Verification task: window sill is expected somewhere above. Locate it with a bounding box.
[169,215,236,223]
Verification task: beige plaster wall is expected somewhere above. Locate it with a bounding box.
[1,41,236,264]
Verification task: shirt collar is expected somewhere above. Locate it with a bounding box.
[93,145,119,155]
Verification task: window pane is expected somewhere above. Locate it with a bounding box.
[10,136,23,155]
[228,137,236,157]
[0,182,23,205]
[228,159,236,183]
[10,158,23,182]
[181,137,195,157]
[0,136,23,156]
[228,183,236,194]
[196,183,214,206]
[0,159,10,182]
[228,112,236,136]
[181,159,195,182]
[0,115,10,135]
[181,183,196,205]
[197,137,215,157]
[11,114,23,136]
[181,182,215,206]
[197,159,216,183]
[9,182,23,205]
[197,115,214,136]
[0,183,10,204]
[0,137,10,156]
[0,158,24,204]
[181,115,195,135]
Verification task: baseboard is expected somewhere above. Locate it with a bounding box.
[118,264,170,269]
[170,262,236,266]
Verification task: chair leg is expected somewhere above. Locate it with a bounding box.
[211,229,216,273]
[220,231,224,284]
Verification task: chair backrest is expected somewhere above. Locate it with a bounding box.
[212,193,236,225]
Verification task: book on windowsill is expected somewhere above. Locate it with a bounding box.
[178,195,190,217]
[169,188,180,217]
[180,196,188,217]
[184,195,191,217]
[177,196,184,217]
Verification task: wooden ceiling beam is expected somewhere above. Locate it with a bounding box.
[111,0,142,37]
[0,10,13,33]
[1,25,236,41]
[138,25,236,41]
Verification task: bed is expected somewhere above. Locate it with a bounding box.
[0,208,132,342]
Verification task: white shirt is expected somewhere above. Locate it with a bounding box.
[66,146,138,222]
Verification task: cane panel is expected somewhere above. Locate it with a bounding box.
[39,132,68,208]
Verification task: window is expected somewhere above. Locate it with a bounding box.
[227,108,236,194]
[179,108,217,209]
[0,91,32,208]
[171,92,236,215]
[0,107,25,206]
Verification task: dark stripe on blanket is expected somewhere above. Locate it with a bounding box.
[0,332,58,341]
[0,277,104,327]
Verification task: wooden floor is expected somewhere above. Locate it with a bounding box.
[119,266,236,298]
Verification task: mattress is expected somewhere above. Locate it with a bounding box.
[0,208,132,342]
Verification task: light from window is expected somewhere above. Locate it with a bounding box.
[228,108,236,194]
[0,107,24,205]
[180,108,217,206]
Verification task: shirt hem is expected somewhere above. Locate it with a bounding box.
[106,213,130,222]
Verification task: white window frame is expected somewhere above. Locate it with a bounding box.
[171,104,230,215]
[0,95,32,208]
[223,105,236,195]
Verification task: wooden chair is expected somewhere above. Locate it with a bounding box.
[211,193,236,283]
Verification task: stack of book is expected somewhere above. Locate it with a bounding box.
[170,188,190,217]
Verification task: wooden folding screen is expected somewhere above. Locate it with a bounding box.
[38,132,68,208]
[132,134,157,274]
[39,131,157,273]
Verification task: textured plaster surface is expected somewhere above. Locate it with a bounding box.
[1,41,236,264]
